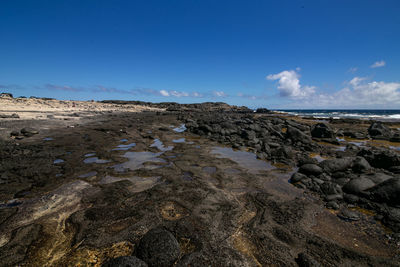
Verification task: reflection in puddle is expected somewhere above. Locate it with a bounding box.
[202,166,217,174]
[336,146,346,152]
[84,153,96,157]
[150,139,173,151]
[112,143,136,151]
[83,157,111,164]
[173,124,187,132]
[78,171,97,178]
[43,137,54,141]
[173,138,194,144]
[53,159,64,164]
[99,175,162,192]
[120,139,128,142]
[0,199,22,209]
[390,146,400,151]
[113,151,167,172]
[211,147,276,173]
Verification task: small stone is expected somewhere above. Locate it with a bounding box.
[338,209,360,221]
[136,227,180,267]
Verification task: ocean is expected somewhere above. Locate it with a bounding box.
[274,109,400,121]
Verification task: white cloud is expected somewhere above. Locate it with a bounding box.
[212,91,228,97]
[169,90,189,97]
[191,92,203,97]
[370,60,386,68]
[159,90,170,96]
[266,70,315,98]
[287,77,400,108]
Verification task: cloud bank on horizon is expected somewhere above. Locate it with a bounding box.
[1,59,398,109]
[266,61,400,109]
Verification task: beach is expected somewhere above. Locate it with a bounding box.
[0,96,399,266]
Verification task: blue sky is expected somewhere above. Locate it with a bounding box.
[1,0,399,109]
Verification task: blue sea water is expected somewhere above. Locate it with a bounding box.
[275,110,400,121]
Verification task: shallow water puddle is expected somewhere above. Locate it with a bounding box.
[84,157,111,164]
[84,153,96,157]
[99,175,161,192]
[53,159,64,164]
[211,147,275,173]
[173,137,194,144]
[113,151,167,172]
[120,138,128,142]
[43,137,54,141]
[173,124,187,133]
[150,139,173,151]
[112,142,136,151]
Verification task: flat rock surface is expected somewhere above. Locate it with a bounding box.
[0,103,399,266]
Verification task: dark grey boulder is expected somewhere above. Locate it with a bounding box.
[358,148,400,170]
[136,227,180,267]
[368,122,392,139]
[343,177,375,195]
[20,127,39,137]
[338,209,360,221]
[311,123,334,138]
[319,157,354,173]
[352,157,371,173]
[390,132,400,142]
[291,172,307,183]
[102,256,148,267]
[361,173,392,185]
[369,178,400,206]
[286,126,311,143]
[299,164,323,176]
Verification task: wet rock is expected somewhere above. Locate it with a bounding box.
[382,207,400,232]
[10,130,20,137]
[291,172,307,183]
[368,122,392,140]
[311,123,334,139]
[136,227,180,267]
[362,173,392,185]
[338,209,360,221]
[344,194,359,204]
[20,127,39,137]
[326,201,340,210]
[369,178,400,206]
[358,148,400,170]
[299,164,323,176]
[0,224,42,266]
[255,108,270,113]
[390,132,400,142]
[296,252,321,267]
[102,256,148,267]
[319,157,354,173]
[286,126,311,144]
[343,177,375,195]
[352,156,371,173]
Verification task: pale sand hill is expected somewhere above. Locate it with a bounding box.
[0,96,164,120]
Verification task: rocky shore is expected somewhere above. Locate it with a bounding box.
[0,96,399,266]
